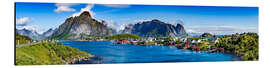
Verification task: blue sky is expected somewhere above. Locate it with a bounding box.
[15,2,258,35]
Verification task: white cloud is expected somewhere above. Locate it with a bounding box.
[16,17,46,34]
[102,4,130,8]
[72,4,95,17]
[186,29,202,34]
[16,17,30,26]
[102,20,117,29]
[102,19,130,32]
[186,25,258,35]
[54,3,77,13]
[119,24,128,30]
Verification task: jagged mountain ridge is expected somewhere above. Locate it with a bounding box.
[16,28,43,40]
[42,28,56,37]
[49,11,111,40]
[121,19,187,37]
[20,11,187,39]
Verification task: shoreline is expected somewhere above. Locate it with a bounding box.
[111,41,243,61]
[66,56,95,64]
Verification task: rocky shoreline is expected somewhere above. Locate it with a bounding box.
[66,56,95,64]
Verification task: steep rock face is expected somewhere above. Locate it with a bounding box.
[122,19,187,37]
[50,11,111,40]
[175,24,187,36]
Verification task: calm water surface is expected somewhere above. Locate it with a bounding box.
[60,41,239,64]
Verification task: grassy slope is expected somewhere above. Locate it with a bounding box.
[16,42,92,65]
[16,33,32,45]
[106,33,140,40]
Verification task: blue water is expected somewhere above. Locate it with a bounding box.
[60,41,239,64]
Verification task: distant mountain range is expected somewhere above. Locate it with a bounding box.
[121,19,187,37]
[42,28,56,37]
[49,11,111,40]
[16,28,56,40]
[16,11,188,40]
[16,28,40,40]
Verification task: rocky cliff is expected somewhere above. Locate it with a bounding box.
[49,11,111,40]
[121,19,187,37]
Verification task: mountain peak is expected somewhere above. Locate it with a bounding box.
[49,11,111,40]
[22,28,27,30]
[152,19,161,22]
[47,28,54,32]
[176,24,183,27]
[139,19,164,24]
[79,11,92,18]
[150,19,165,24]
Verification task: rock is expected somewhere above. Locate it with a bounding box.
[49,11,111,40]
[121,19,187,37]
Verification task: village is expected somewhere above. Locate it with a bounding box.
[112,34,221,52]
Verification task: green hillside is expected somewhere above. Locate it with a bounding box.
[16,33,33,45]
[16,42,92,65]
[215,33,259,61]
[106,33,140,40]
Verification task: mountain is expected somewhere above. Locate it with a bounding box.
[49,11,111,40]
[109,28,117,35]
[42,28,55,37]
[16,28,42,40]
[119,24,134,34]
[175,24,186,36]
[121,19,187,37]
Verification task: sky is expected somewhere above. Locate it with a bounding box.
[15,2,258,35]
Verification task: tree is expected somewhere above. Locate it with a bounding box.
[215,32,258,61]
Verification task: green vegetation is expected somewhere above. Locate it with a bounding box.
[146,41,156,45]
[197,41,212,51]
[81,33,108,40]
[201,33,212,37]
[16,42,92,65]
[164,36,174,42]
[16,33,33,45]
[215,33,258,61]
[183,32,258,61]
[188,38,202,40]
[106,34,140,40]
